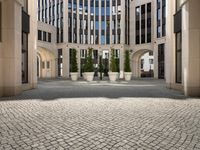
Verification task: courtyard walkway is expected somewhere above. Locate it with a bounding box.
[0,79,200,150]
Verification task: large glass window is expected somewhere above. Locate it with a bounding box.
[48,32,51,42]
[147,3,151,43]
[176,32,182,83]
[157,0,161,38]
[22,32,28,83]
[162,0,166,36]
[58,49,63,77]
[135,6,140,44]
[38,30,42,40]
[141,5,146,44]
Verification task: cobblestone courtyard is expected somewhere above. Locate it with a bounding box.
[0,79,200,150]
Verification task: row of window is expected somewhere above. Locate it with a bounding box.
[68,0,123,45]
[42,61,50,69]
[38,30,52,43]
[135,3,152,45]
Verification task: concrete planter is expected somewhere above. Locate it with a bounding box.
[82,73,86,80]
[85,72,94,81]
[108,72,119,81]
[124,72,132,81]
[71,72,78,81]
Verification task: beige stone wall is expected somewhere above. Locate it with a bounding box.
[186,0,200,96]
[166,0,200,96]
[26,0,37,90]
[0,0,37,96]
[37,22,57,78]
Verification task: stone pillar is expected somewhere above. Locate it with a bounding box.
[183,0,200,96]
[64,0,68,43]
[63,47,70,78]
[28,0,37,88]
[120,1,125,44]
[165,0,176,87]
[0,0,23,96]
[119,47,124,79]
[153,44,158,79]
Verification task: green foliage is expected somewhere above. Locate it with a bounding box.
[71,48,78,72]
[110,48,118,72]
[84,47,94,72]
[124,50,131,72]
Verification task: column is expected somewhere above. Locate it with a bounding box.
[0,0,23,96]
[28,0,37,88]
[153,44,158,79]
[183,0,200,96]
[119,48,124,79]
[63,47,70,78]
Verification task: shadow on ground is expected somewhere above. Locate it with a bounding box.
[0,78,188,101]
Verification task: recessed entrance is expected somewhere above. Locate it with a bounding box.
[132,49,154,78]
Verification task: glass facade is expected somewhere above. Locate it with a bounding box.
[37,0,131,45]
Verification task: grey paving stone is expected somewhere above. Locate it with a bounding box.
[0,79,199,149]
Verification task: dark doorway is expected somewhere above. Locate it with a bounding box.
[158,44,165,79]
[102,50,109,77]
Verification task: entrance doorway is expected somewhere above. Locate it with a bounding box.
[132,49,154,78]
[158,44,165,79]
[102,50,109,77]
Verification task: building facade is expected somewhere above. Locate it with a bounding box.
[0,0,37,97]
[0,0,199,97]
[37,0,166,80]
[166,0,200,96]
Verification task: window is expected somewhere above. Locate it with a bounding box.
[48,32,51,42]
[135,6,140,44]
[149,59,153,64]
[157,0,161,38]
[162,0,166,36]
[176,32,182,83]
[47,61,50,69]
[43,31,47,41]
[80,49,87,58]
[147,3,151,43]
[22,32,28,83]
[114,49,120,58]
[58,49,63,77]
[42,61,45,69]
[38,30,42,40]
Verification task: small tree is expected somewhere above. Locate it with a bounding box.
[124,50,131,72]
[71,48,78,72]
[110,48,118,72]
[84,47,94,72]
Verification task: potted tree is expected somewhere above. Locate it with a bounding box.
[108,48,119,81]
[70,48,79,81]
[84,48,94,81]
[124,50,132,81]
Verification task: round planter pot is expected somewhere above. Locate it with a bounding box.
[71,72,79,81]
[85,72,94,81]
[108,72,119,81]
[124,72,132,81]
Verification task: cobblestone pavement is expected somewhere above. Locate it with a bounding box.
[0,79,200,150]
